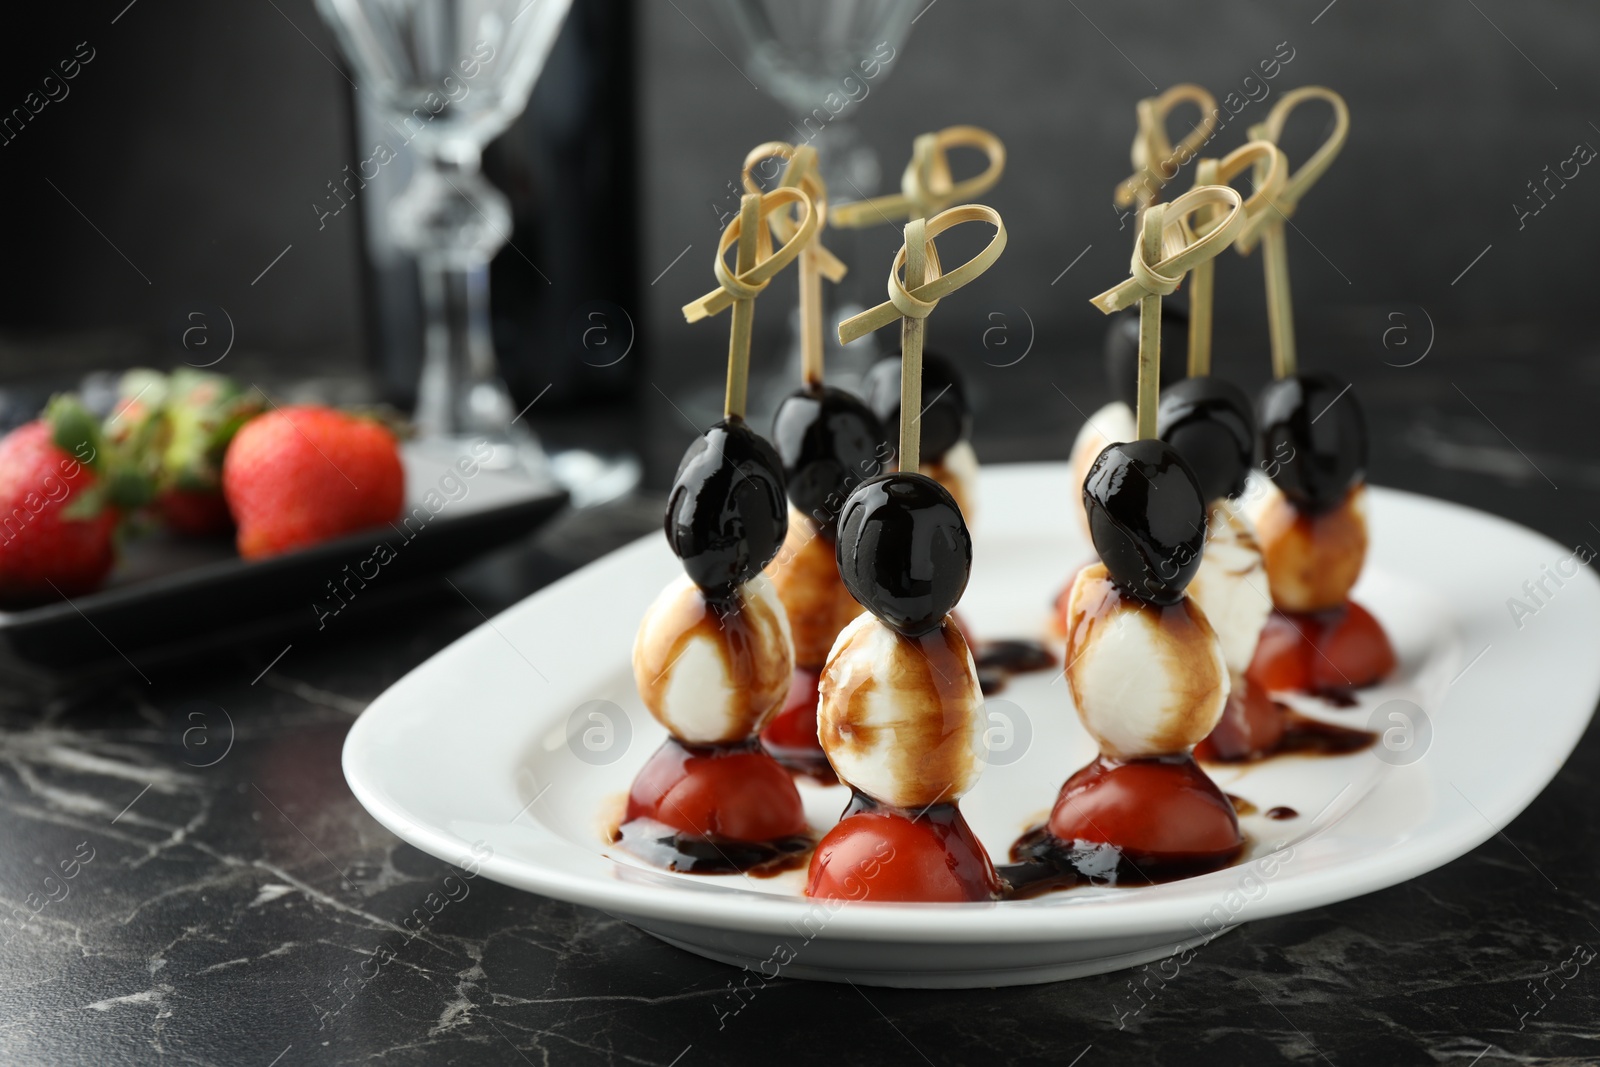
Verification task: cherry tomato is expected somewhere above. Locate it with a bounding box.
[1195,675,1285,762]
[625,740,805,843]
[759,667,822,752]
[806,808,999,903]
[1246,603,1395,695]
[1247,610,1315,692]
[1310,601,1395,691]
[1048,756,1242,861]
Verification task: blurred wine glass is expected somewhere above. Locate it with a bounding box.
[316,0,571,478]
[715,0,917,196]
[714,0,918,398]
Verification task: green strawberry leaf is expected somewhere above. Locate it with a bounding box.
[45,395,106,472]
[161,373,262,481]
[60,481,109,521]
[105,467,156,511]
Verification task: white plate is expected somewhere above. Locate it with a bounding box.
[343,463,1600,987]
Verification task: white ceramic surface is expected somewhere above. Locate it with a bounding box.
[343,464,1600,987]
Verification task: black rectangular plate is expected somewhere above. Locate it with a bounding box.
[0,448,567,683]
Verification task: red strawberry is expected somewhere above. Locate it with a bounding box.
[222,405,404,559]
[0,421,119,606]
[157,486,236,537]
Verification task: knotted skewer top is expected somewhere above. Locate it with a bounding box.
[1235,85,1349,254]
[838,204,1007,342]
[830,126,1006,229]
[683,186,818,322]
[683,186,818,419]
[1200,141,1289,250]
[1089,185,1247,315]
[1113,83,1220,210]
[742,142,845,387]
[838,204,1006,472]
[1090,186,1246,442]
[741,142,846,283]
[1233,85,1349,379]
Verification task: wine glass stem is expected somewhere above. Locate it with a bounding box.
[399,144,514,441]
[416,249,499,439]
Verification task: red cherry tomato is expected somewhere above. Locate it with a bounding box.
[1247,603,1395,695]
[625,740,805,843]
[807,808,999,903]
[1048,756,1242,861]
[1310,601,1396,691]
[1247,611,1315,692]
[1195,676,1285,762]
[759,667,822,752]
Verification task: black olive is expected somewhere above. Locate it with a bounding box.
[861,351,970,464]
[836,472,971,636]
[1158,376,1255,502]
[1104,304,1189,409]
[1257,373,1367,514]
[771,384,887,536]
[663,418,788,595]
[1083,439,1206,606]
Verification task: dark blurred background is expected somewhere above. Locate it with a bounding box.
[3,0,1597,516]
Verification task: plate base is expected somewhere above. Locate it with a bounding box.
[625,914,1232,988]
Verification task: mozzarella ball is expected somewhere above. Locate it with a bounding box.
[1069,401,1136,538]
[924,439,980,522]
[817,612,984,809]
[765,506,865,670]
[633,573,793,744]
[1186,501,1273,676]
[1252,484,1369,613]
[1062,563,1229,759]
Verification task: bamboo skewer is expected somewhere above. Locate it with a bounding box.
[900,217,929,470]
[1136,206,1166,440]
[1188,160,1219,378]
[1261,225,1296,380]
[724,194,762,419]
[831,126,1006,228]
[1185,141,1289,377]
[799,234,824,387]
[1237,86,1350,380]
[682,186,819,419]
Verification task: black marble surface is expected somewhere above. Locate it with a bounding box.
[4,347,1600,1067]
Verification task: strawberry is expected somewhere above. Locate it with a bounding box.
[106,369,264,537]
[0,397,140,606]
[222,404,404,559]
[157,486,236,536]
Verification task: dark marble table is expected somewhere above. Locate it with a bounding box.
[3,344,1599,1067]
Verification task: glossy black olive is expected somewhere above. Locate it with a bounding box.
[1083,439,1207,606]
[664,418,788,595]
[862,351,970,464]
[1104,304,1189,409]
[771,384,887,536]
[1257,373,1367,514]
[836,472,971,636]
[1158,375,1256,502]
